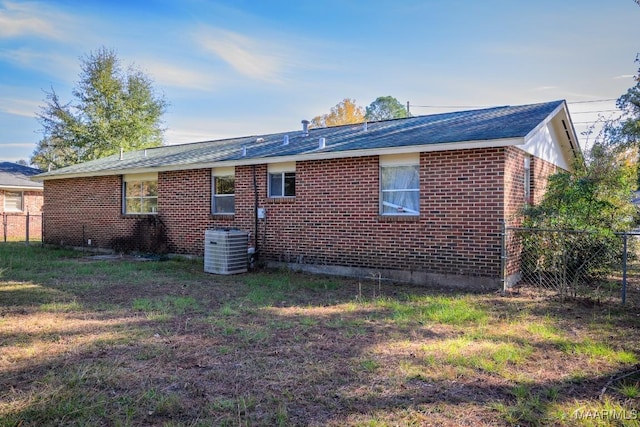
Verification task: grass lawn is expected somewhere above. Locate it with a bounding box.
[0,243,639,426]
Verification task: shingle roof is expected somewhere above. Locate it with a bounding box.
[35,100,569,180]
[0,162,43,189]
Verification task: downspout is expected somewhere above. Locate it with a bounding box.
[252,164,259,261]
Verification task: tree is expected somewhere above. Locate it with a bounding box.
[32,47,168,170]
[310,98,365,128]
[365,96,410,121]
[604,56,640,186]
[525,142,636,232]
[521,143,637,293]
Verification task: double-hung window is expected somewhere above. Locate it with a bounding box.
[212,167,235,214]
[123,173,158,214]
[4,191,23,212]
[268,162,296,198]
[380,154,420,216]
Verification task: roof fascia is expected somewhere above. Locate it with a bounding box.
[0,185,43,191]
[35,137,524,181]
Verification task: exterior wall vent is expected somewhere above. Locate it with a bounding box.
[301,120,310,136]
[318,137,326,149]
[204,229,248,275]
[283,135,289,145]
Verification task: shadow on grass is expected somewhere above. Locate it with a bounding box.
[1,243,639,426]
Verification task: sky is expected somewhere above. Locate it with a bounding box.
[1,0,639,164]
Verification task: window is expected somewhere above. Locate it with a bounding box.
[524,155,531,203]
[123,173,158,214]
[268,162,296,198]
[4,191,23,212]
[380,154,420,216]
[212,167,235,214]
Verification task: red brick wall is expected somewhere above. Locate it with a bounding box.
[42,147,547,279]
[503,147,558,225]
[420,148,505,276]
[532,156,557,205]
[43,176,146,249]
[63,149,499,277]
[1,189,43,240]
[503,147,559,278]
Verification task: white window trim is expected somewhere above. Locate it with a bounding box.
[123,173,158,215]
[4,190,24,212]
[268,162,296,198]
[212,168,235,215]
[379,154,420,216]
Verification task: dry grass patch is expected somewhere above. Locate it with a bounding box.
[0,243,639,426]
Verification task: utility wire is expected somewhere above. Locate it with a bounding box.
[407,99,625,125]
[567,98,617,104]
[571,109,621,114]
[409,98,618,110]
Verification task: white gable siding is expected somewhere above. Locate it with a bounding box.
[520,120,572,170]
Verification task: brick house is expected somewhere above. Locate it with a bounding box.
[34,100,580,288]
[0,162,43,240]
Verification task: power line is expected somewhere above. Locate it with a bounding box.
[567,98,617,104]
[570,109,621,114]
[408,98,618,110]
[405,99,625,126]
[409,104,490,109]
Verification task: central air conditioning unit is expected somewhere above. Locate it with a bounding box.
[204,229,248,275]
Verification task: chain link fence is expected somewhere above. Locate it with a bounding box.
[504,226,640,305]
[1,212,43,244]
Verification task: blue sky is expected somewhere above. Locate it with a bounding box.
[1,0,639,164]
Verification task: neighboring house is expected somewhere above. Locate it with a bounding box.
[0,162,43,240]
[33,100,580,288]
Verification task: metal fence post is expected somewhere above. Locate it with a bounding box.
[25,211,30,246]
[2,212,6,243]
[622,233,628,305]
[501,220,507,294]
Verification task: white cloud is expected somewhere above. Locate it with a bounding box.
[614,74,635,80]
[531,86,558,92]
[0,98,40,118]
[138,59,216,91]
[0,47,79,81]
[0,142,36,147]
[0,1,71,40]
[194,27,290,82]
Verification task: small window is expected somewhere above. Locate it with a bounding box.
[123,173,158,214]
[213,168,235,214]
[269,172,295,197]
[380,154,420,216]
[268,162,296,198]
[4,191,23,212]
